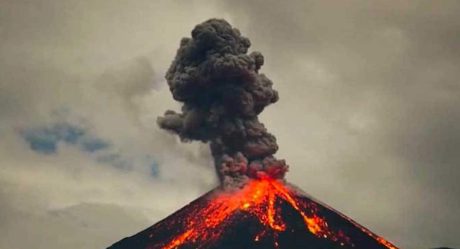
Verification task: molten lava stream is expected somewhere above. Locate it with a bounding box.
[156,178,364,249]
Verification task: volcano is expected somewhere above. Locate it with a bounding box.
[108,19,399,249]
[108,178,397,249]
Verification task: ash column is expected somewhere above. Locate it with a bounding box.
[157,19,288,186]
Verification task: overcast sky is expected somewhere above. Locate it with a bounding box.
[1,1,459,249]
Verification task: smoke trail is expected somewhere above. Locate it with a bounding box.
[158,19,288,186]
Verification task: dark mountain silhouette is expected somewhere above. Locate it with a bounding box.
[108,179,398,249]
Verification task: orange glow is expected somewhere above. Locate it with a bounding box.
[153,178,397,249]
[162,230,193,249]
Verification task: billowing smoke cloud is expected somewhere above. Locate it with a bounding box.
[158,19,288,186]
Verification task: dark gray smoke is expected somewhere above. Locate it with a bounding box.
[157,19,288,186]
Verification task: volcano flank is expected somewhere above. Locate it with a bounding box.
[108,19,399,249]
[108,179,397,249]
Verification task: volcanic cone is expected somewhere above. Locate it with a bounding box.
[108,178,397,249]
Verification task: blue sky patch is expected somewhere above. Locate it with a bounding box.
[20,120,159,177]
[150,160,160,177]
[21,122,108,155]
[22,123,85,154]
[96,153,130,170]
[80,137,110,153]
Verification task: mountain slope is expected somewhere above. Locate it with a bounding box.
[108,179,398,249]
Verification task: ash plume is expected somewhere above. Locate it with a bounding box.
[157,19,288,186]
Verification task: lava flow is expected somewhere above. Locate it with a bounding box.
[109,178,398,249]
[159,178,350,249]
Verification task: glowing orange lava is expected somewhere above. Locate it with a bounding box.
[150,178,387,249]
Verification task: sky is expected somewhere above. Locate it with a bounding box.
[0,1,459,249]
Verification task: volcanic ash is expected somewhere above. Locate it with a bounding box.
[156,19,288,187]
[107,19,399,249]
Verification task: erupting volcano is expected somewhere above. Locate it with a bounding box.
[109,178,397,249]
[108,19,399,249]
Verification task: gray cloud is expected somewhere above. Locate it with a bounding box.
[0,189,150,249]
[0,1,459,249]
[215,1,460,248]
[0,1,221,249]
